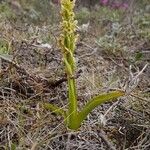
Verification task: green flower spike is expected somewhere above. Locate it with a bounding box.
[45,0,125,130]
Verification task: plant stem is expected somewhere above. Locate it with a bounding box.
[67,77,79,129]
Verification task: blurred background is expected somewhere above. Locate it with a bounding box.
[0,0,149,25]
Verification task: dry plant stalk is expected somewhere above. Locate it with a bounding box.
[44,0,125,130]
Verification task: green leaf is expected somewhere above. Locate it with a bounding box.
[11,143,17,150]
[0,54,13,62]
[43,103,66,118]
[78,91,125,124]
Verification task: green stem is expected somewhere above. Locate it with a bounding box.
[67,77,80,129]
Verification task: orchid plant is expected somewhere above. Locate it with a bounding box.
[44,0,125,130]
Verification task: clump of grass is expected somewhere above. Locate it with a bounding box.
[0,39,11,54]
[44,0,125,130]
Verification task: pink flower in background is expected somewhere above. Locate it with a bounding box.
[120,3,129,9]
[52,0,59,4]
[100,0,109,5]
[100,0,129,10]
[111,2,120,9]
